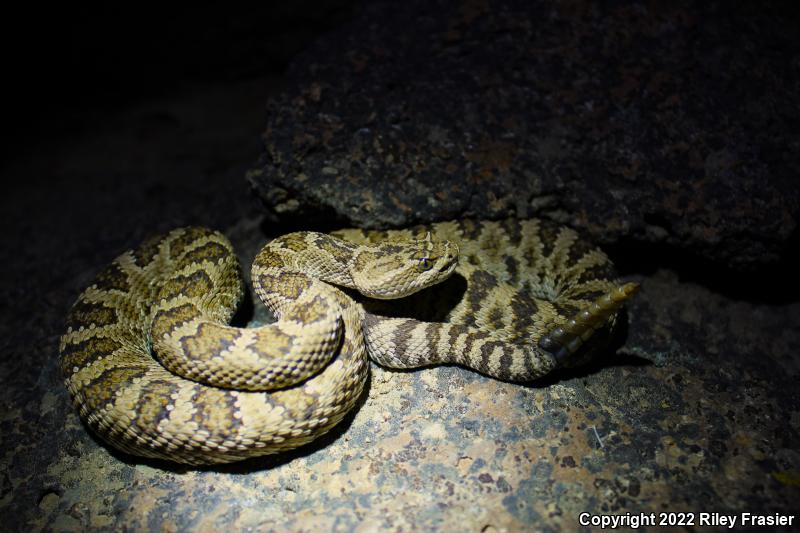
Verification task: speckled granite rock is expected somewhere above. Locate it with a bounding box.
[249,0,799,270]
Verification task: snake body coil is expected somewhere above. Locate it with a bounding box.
[60,219,636,465]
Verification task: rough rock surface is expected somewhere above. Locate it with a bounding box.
[250,0,799,270]
[2,1,799,532]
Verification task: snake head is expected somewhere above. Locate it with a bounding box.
[351,232,459,299]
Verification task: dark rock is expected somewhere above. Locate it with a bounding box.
[250,0,799,269]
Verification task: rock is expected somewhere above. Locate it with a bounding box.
[249,0,799,270]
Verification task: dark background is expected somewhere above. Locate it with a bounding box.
[3,4,353,157]
[1,2,356,283]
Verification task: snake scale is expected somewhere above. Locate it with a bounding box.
[60,219,637,465]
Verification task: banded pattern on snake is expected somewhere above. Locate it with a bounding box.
[60,219,637,464]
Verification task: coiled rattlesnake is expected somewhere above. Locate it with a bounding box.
[60,219,637,465]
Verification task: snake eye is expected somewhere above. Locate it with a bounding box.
[417,256,432,272]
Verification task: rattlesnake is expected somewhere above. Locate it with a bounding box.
[60,219,637,465]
